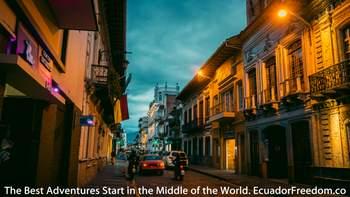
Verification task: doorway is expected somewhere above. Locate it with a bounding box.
[225,139,235,171]
[250,130,259,176]
[263,125,288,178]
[292,121,312,183]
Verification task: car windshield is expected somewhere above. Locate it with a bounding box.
[143,155,161,160]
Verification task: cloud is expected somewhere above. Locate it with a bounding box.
[124,0,246,142]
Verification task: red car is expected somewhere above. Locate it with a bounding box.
[139,154,165,175]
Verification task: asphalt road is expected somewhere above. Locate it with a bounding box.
[88,165,244,197]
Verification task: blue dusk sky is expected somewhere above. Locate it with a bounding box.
[123,0,247,143]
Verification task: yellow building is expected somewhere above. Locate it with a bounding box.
[0,0,127,186]
[241,0,350,186]
[178,36,247,174]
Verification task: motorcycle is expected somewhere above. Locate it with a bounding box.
[127,163,137,180]
[174,164,185,181]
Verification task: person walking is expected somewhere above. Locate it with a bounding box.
[111,149,116,165]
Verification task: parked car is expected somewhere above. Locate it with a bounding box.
[139,154,165,175]
[115,153,128,175]
[162,151,188,169]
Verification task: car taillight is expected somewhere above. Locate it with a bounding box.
[159,162,164,167]
[143,163,148,167]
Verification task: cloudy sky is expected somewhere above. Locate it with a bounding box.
[123,0,246,143]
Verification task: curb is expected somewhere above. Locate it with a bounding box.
[189,167,229,182]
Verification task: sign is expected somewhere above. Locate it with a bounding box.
[91,64,108,85]
[80,115,95,126]
[17,23,38,66]
[40,49,52,72]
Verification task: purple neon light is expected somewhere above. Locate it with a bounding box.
[53,87,59,93]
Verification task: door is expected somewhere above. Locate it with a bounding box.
[225,139,235,171]
[250,130,259,176]
[292,121,312,183]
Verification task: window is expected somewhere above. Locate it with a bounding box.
[205,97,210,120]
[248,69,257,107]
[158,92,162,101]
[288,40,304,92]
[199,137,203,156]
[205,136,211,156]
[193,104,198,122]
[188,140,192,156]
[265,57,277,102]
[188,108,192,123]
[60,30,69,64]
[213,95,219,114]
[343,26,350,60]
[237,80,244,110]
[199,101,204,125]
[184,141,188,154]
[231,64,237,75]
[183,110,187,125]
[221,89,233,112]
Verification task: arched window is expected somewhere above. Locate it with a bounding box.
[343,26,350,60]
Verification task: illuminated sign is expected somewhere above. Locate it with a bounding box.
[91,64,108,85]
[40,49,52,72]
[80,115,95,126]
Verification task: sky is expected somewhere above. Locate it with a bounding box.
[123,0,247,143]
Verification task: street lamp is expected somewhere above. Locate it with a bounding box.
[197,70,212,80]
[277,8,311,28]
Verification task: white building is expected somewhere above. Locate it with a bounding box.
[146,83,179,151]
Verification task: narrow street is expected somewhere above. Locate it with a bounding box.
[88,165,242,197]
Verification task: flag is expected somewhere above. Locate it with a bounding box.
[114,99,122,124]
[120,94,129,120]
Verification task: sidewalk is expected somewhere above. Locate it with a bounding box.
[86,164,128,187]
[189,165,303,188]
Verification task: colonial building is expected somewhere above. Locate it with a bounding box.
[138,116,149,151]
[0,0,95,186]
[242,0,350,186]
[146,83,179,152]
[178,36,247,174]
[0,0,128,187]
[77,0,128,186]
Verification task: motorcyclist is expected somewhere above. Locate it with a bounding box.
[173,152,181,180]
[127,149,139,178]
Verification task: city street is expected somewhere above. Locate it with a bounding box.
[88,165,242,197]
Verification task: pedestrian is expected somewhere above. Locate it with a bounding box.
[111,149,116,165]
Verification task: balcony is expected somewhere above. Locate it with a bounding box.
[309,60,350,100]
[209,102,235,122]
[181,120,203,133]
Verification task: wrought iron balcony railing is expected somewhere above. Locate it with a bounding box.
[309,59,350,97]
[181,119,203,133]
[210,102,235,116]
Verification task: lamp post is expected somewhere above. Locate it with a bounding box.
[277,8,311,28]
[197,70,212,80]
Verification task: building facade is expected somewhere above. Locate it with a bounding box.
[146,83,179,152]
[138,116,149,151]
[241,0,350,186]
[0,0,95,186]
[178,36,247,174]
[77,0,128,186]
[0,0,127,187]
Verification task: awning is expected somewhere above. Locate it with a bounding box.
[48,0,97,31]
